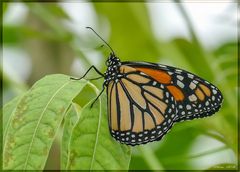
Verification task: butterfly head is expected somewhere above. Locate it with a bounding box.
[104,53,122,85]
[106,53,121,66]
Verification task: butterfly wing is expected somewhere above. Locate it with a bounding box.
[122,61,223,122]
[107,65,177,146]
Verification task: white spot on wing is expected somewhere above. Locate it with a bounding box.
[186,104,191,110]
[213,89,217,95]
[159,64,167,68]
[177,80,184,88]
[189,94,197,102]
[177,75,184,80]
[166,92,169,97]
[205,101,209,106]
[188,73,194,79]
[189,82,196,90]
[193,80,198,84]
[140,72,147,76]
[212,96,215,101]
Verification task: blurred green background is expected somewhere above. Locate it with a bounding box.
[2,1,238,171]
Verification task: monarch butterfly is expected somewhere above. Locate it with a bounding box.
[71,27,223,146]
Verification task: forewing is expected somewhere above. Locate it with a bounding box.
[122,61,223,122]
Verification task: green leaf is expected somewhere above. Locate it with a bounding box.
[138,146,164,170]
[3,74,88,170]
[61,103,80,170]
[3,3,8,14]
[67,94,132,170]
[3,25,72,44]
[3,25,23,44]
[26,3,72,42]
[45,4,70,19]
[94,3,159,62]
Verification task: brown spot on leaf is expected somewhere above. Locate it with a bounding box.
[69,151,76,167]
[48,129,54,138]
[4,135,15,167]
[60,106,65,114]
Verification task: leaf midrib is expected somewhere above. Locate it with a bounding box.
[90,96,102,170]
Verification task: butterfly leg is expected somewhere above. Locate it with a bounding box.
[70,65,104,80]
[90,86,105,108]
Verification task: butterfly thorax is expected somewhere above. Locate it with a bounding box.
[104,53,122,86]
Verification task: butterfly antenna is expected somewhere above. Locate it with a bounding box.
[86,26,115,55]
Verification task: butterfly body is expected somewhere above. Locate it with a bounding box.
[103,53,223,146]
[104,53,122,86]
